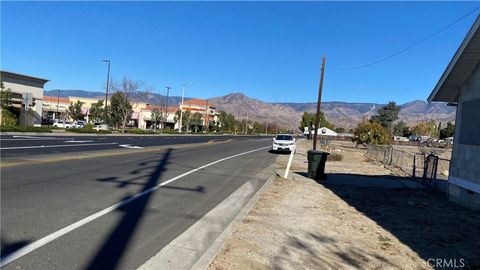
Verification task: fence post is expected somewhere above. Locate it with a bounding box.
[413,154,416,178]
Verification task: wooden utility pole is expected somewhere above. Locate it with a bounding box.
[313,56,326,150]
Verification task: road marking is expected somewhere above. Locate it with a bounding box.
[63,140,94,143]
[119,144,144,149]
[0,146,270,267]
[0,142,118,150]
[12,135,42,139]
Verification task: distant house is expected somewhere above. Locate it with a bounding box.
[427,16,480,210]
[311,127,337,136]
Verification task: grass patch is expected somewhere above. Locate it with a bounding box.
[327,152,343,161]
[0,125,53,133]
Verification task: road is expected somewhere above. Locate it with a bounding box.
[0,135,276,269]
[0,134,266,160]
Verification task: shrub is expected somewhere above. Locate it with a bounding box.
[353,121,391,145]
[0,125,52,133]
[327,152,343,162]
[128,128,155,134]
[65,128,111,134]
[84,123,94,130]
[1,109,18,126]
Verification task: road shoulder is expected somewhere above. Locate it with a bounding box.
[137,165,275,270]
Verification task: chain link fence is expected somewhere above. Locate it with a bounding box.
[366,144,450,190]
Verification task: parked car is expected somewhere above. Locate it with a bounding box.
[93,123,110,131]
[53,120,73,128]
[72,120,86,128]
[272,134,296,152]
[41,118,54,126]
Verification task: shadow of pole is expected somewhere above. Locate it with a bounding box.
[85,148,172,270]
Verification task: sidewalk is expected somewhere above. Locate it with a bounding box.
[208,140,480,269]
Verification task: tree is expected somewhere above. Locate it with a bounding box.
[353,121,391,145]
[393,121,407,136]
[191,112,203,132]
[370,101,401,131]
[439,122,455,139]
[299,111,334,133]
[252,121,264,134]
[217,111,236,132]
[0,81,18,126]
[67,100,85,121]
[412,120,438,137]
[89,100,104,123]
[174,109,191,132]
[109,77,141,132]
[151,107,163,131]
[0,81,13,109]
[334,127,346,133]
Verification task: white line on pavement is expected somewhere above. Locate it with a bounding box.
[0,146,270,267]
[0,142,118,150]
[119,144,144,149]
[63,140,94,143]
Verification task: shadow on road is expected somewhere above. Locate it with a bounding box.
[315,173,480,269]
[0,239,30,259]
[86,148,204,270]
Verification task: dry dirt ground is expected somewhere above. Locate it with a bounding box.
[208,140,480,270]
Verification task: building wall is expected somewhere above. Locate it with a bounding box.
[449,62,480,210]
[3,77,45,126]
[3,79,44,99]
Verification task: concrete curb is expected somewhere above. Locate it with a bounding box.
[191,173,276,270]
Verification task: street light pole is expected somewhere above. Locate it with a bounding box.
[179,85,185,133]
[56,89,60,120]
[102,59,111,124]
[179,83,192,133]
[164,86,170,133]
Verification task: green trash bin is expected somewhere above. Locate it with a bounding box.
[307,150,329,180]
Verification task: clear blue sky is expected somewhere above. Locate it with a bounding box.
[1,1,478,104]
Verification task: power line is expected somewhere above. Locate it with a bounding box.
[332,6,480,70]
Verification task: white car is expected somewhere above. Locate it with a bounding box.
[272,134,296,152]
[53,120,73,128]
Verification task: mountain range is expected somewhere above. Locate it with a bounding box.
[45,90,456,130]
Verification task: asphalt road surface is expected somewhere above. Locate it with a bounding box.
[0,136,276,269]
[0,134,267,160]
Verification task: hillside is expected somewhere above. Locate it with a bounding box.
[46,90,456,130]
[45,89,186,106]
[211,94,456,130]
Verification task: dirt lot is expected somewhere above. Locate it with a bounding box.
[208,140,480,270]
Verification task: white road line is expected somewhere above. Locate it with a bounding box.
[119,144,144,149]
[63,140,94,143]
[0,146,270,267]
[2,137,65,141]
[0,142,118,150]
